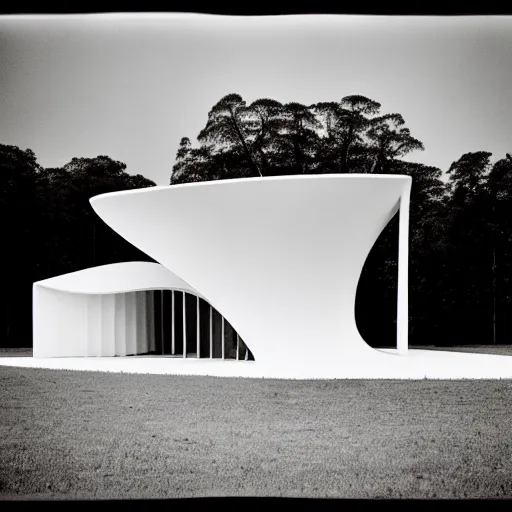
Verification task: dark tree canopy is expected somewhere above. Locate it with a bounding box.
[0,147,156,346]
[171,93,424,183]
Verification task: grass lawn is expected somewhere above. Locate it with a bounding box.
[1,348,512,499]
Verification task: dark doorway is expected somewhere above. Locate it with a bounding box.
[147,289,254,361]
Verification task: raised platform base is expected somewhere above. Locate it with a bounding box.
[0,349,511,380]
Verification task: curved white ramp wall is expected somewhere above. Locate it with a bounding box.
[33,262,201,358]
[90,175,412,373]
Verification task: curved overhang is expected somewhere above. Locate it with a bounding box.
[15,173,512,378]
[90,174,411,371]
[34,261,204,298]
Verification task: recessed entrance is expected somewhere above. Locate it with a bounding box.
[148,290,254,360]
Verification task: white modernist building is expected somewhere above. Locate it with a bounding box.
[32,261,251,361]
[5,174,511,379]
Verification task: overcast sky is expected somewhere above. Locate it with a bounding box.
[0,14,511,185]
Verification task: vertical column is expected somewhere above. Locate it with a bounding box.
[114,293,126,356]
[146,291,156,354]
[196,295,200,358]
[236,333,240,361]
[161,290,165,355]
[397,179,411,355]
[142,291,148,353]
[135,291,142,354]
[221,315,225,359]
[86,295,102,357]
[125,292,137,356]
[101,294,116,357]
[171,290,175,355]
[209,305,213,359]
[182,291,187,358]
[136,291,148,355]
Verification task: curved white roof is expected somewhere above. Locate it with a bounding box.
[34,261,203,297]
[25,174,512,378]
[89,174,411,370]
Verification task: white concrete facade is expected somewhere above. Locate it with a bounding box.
[15,174,511,379]
[32,262,197,358]
[88,175,411,374]
[32,261,251,361]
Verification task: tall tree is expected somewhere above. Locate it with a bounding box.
[197,93,262,177]
[366,113,424,173]
[444,151,493,344]
[310,101,342,173]
[0,144,41,344]
[280,102,321,174]
[245,98,287,175]
[484,154,512,343]
[313,96,381,173]
[447,151,492,203]
[176,137,192,161]
[337,95,381,173]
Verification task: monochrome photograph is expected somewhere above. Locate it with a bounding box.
[0,12,512,500]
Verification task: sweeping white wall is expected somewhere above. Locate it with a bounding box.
[33,262,201,358]
[90,175,411,374]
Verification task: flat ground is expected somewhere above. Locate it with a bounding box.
[1,346,512,500]
[412,345,512,356]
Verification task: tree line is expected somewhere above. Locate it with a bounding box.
[1,91,511,348]
[0,146,155,347]
[171,93,512,347]
[171,94,425,181]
